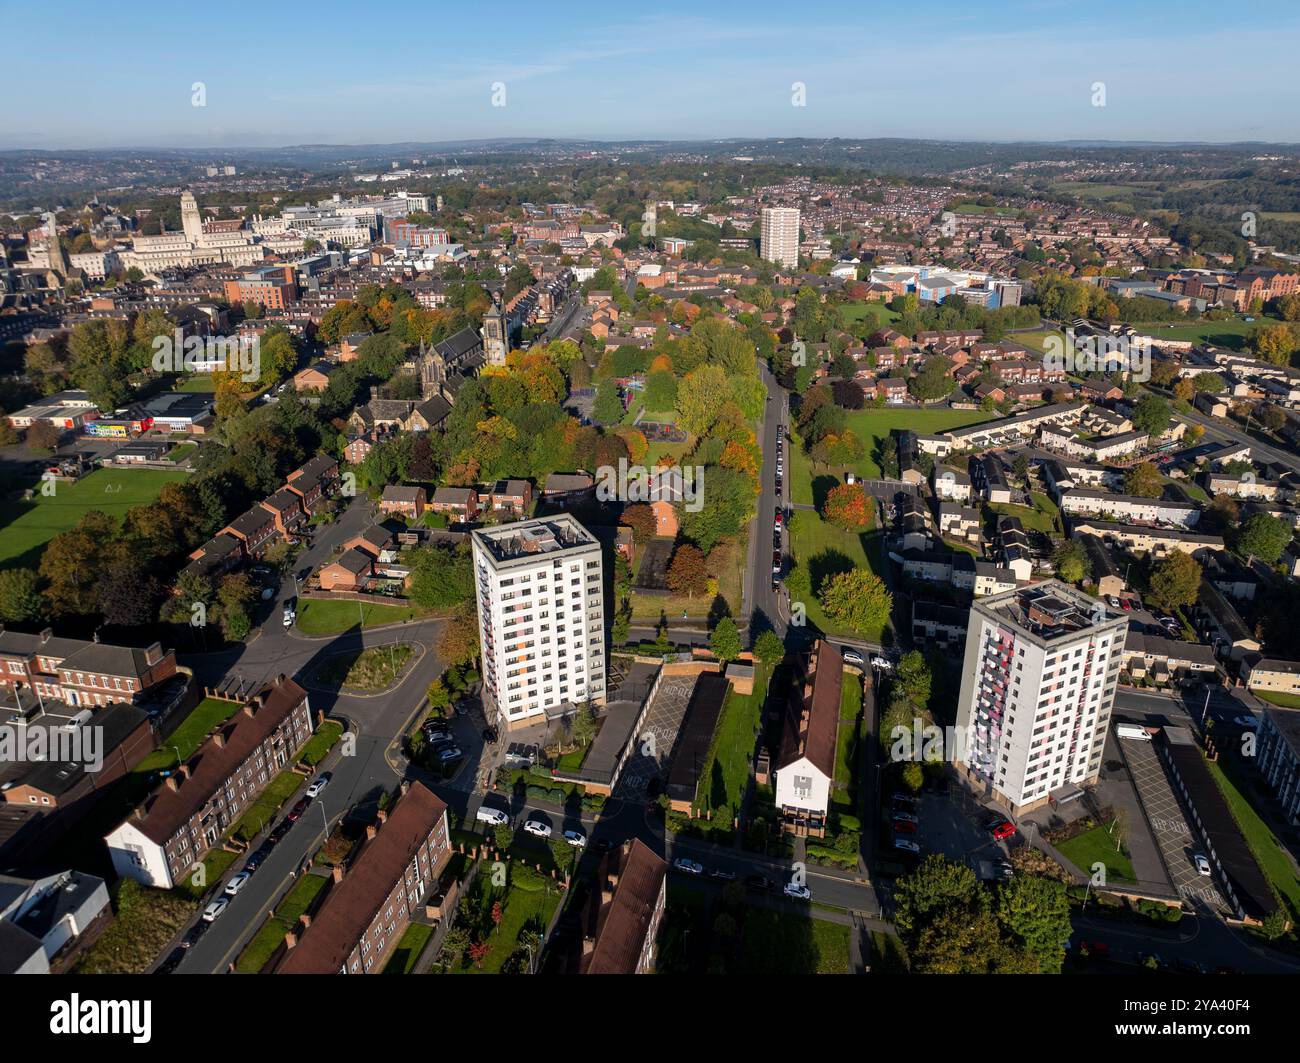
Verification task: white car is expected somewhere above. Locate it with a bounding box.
[841,648,865,666]
[563,829,587,848]
[783,882,812,900]
[224,871,251,897]
[305,774,330,799]
[201,897,229,922]
[672,857,704,875]
[282,611,295,628]
[1193,853,1212,877]
[1106,596,1121,608]
[523,818,552,839]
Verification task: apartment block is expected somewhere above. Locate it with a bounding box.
[105,676,314,889]
[953,581,1126,814]
[760,207,800,269]
[471,515,606,732]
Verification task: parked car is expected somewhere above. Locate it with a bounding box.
[436,745,463,762]
[182,921,208,946]
[1233,714,1259,730]
[476,805,509,826]
[841,648,865,666]
[201,897,229,922]
[563,828,587,848]
[1106,596,1121,608]
[893,837,921,853]
[893,819,918,834]
[891,811,919,824]
[523,818,552,839]
[672,857,704,875]
[287,798,309,822]
[268,822,291,844]
[989,820,1017,841]
[155,948,185,975]
[305,773,330,799]
[224,871,252,897]
[244,846,271,871]
[1120,599,1133,611]
[783,882,812,901]
[708,867,737,881]
[745,873,774,892]
[1194,853,1212,876]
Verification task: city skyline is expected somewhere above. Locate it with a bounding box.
[6,0,1300,149]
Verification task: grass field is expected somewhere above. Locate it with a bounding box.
[835,671,864,798]
[294,598,435,636]
[176,375,217,392]
[695,662,767,816]
[134,697,242,777]
[1256,691,1300,709]
[838,300,899,330]
[315,643,414,691]
[787,499,888,643]
[736,910,851,974]
[0,466,189,569]
[843,408,995,480]
[1055,822,1136,884]
[383,922,434,974]
[1206,757,1300,918]
[986,491,1060,535]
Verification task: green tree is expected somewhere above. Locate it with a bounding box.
[996,875,1072,974]
[0,568,45,623]
[819,569,892,637]
[710,616,741,662]
[1123,461,1164,498]
[1051,540,1090,584]
[1148,551,1202,610]
[1236,512,1291,564]
[752,629,785,668]
[896,650,932,709]
[1131,393,1171,437]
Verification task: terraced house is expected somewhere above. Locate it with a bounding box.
[104,676,314,889]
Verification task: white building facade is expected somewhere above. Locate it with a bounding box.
[760,206,800,269]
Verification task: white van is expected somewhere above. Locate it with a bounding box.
[1116,724,1152,742]
[476,806,509,826]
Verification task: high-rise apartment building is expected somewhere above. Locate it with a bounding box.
[953,581,1126,814]
[471,515,606,731]
[760,206,800,269]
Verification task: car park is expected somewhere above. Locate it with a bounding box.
[563,828,587,847]
[224,871,252,897]
[476,805,509,826]
[672,857,704,875]
[523,818,552,838]
[305,773,330,799]
[783,882,811,900]
[201,897,229,922]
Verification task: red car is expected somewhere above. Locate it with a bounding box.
[893,820,918,834]
[989,820,1016,841]
[1119,599,1133,611]
[286,798,309,823]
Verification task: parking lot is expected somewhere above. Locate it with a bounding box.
[612,674,696,799]
[912,783,1014,866]
[1119,735,1230,915]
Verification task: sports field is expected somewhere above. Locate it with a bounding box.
[0,466,189,569]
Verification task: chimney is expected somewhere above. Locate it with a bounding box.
[376,808,388,825]
[332,865,344,883]
[213,732,225,748]
[399,780,410,796]
[365,824,378,840]
[283,930,297,950]
[145,642,163,666]
[299,914,312,929]
[40,628,53,645]
[179,763,191,779]
[165,776,180,792]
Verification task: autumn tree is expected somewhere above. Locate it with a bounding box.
[667,544,708,597]
[822,482,873,530]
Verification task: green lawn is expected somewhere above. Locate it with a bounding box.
[298,720,345,767]
[1055,822,1136,884]
[234,874,329,973]
[0,466,189,569]
[231,769,307,843]
[787,496,888,643]
[834,407,996,481]
[168,443,198,463]
[834,671,864,798]
[448,869,561,975]
[736,910,852,974]
[176,375,218,392]
[1206,757,1300,918]
[295,597,435,635]
[837,300,899,329]
[986,491,1059,534]
[134,697,243,776]
[1256,691,1300,709]
[383,922,434,974]
[695,662,768,816]
[315,643,414,691]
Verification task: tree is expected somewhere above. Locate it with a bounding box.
[710,616,741,663]
[427,678,452,716]
[1148,552,1202,611]
[1131,393,1171,437]
[996,875,1072,974]
[819,569,892,637]
[1050,540,1090,584]
[1252,323,1300,367]
[0,568,44,623]
[1123,461,1163,499]
[593,378,623,424]
[1192,372,1225,394]
[407,544,474,608]
[753,629,785,668]
[1236,512,1292,564]
[25,421,62,453]
[822,482,872,530]
[675,363,730,435]
[666,544,708,597]
[885,648,928,705]
[620,503,658,544]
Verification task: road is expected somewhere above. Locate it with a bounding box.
[745,360,788,641]
[1176,401,1300,475]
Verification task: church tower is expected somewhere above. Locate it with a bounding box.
[180,190,203,244]
[482,293,508,367]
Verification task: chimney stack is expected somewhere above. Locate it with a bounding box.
[365,824,378,840]
[332,865,344,883]
[165,776,180,792]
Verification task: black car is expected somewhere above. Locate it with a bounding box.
[745,873,774,892]
[244,845,271,871]
[709,868,738,882]
[268,821,291,844]
[591,838,613,855]
[183,921,208,946]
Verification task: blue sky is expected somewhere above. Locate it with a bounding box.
[4,0,1300,149]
